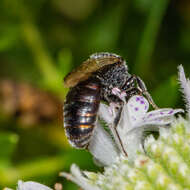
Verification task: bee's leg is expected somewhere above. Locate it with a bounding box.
[124,87,141,101]
[135,76,158,109]
[108,88,128,156]
[111,108,128,157]
[88,119,120,166]
[97,102,127,156]
[123,75,158,109]
[101,87,130,156]
[122,75,136,90]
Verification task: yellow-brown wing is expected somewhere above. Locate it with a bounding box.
[64,53,122,88]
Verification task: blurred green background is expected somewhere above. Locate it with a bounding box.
[0,0,190,189]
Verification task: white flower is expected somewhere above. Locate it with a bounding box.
[60,94,182,190]
[60,165,100,190]
[178,65,190,118]
[4,181,62,190]
[61,118,190,190]
[89,95,183,164]
[16,180,52,190]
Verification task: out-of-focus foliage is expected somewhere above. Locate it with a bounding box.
[0,0,189,189]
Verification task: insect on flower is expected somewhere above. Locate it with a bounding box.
[63,52,158,149]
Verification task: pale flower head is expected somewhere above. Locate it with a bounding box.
[89,94,183,164]
[4,180,53,190]
[60,91,183,190]
[6,65,190,190]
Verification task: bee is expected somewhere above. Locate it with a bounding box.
[63,52,157,149]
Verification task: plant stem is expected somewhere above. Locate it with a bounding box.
[8,0,64,96]
[134,0,170,78]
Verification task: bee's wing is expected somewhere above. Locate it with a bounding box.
[64,57,121,87]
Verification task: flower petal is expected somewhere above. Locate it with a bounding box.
[116,96,183,160]
[98,103,114,124]
[123,125,168,161]
[178,65,190,117]
[17,180,52,190]
[127,95,149,125]
[60,164,100,190]
[139,108,184,126]
[88,121,120,166]
[116,96,148,137]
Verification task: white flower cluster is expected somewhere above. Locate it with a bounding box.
[88,95,182,166]
[59,119,190,190]
[59,65,189,190]
[5,65,190,190]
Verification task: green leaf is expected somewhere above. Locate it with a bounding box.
[0,25,20,52]
[0,132,18,168]
[134,0,170,78]
[57,48,72,78]
[152,75,179,107]
[85,3,125,51]
[0,150,96,187]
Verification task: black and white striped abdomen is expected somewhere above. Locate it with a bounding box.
[63,79,101,148]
